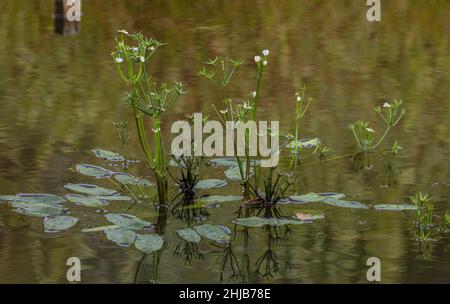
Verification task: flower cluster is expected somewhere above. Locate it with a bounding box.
[254,49,270,67]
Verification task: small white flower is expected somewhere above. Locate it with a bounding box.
[152,128,161,133]
[115,57,124,63]
[130,47,138,52]
[243,102,252,110]
[150,46,155,51]
[140,56,145,62]
[252,91,256,98]
[219,109,228,114]
[383,102,391,108]
[263,60,268,66]
[296,96,301,102]
[117,29,129,35]
[262,49,270,56]
[254,55,261,63]
[366,127,375,133]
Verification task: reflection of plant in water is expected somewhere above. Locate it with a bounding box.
[173,241,204,266]
[254,226,292,280]
[171,192,209,225]
[113,121,130,166]
[134,251,162,284]
[380,141,403,186]
[411,192,434,242]
[112,30,186,204]
[439,211,449,241]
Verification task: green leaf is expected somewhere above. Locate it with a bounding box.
[82,225,119,233]
[287,138,320,149]
[94,195,132,202]
[65,194,105,207]
[198,195,243,204]
[234,217,306,227]
[289,192,345,204]
[44,215,78,232]
[75,164,112,178]
[194,224,230,242]
[105,213,152,230]
[64,183,117,196]
[135,234,164,253]
[225,165,254,181]
[114,172,154,187]
[374,204,417,211]
[92,149,124,162]
[104,227,137,247]
[0,193,65,205]
[322,198,369,209]
[176,228,201,243]
[194,179,227,190]
[12,202,67,217]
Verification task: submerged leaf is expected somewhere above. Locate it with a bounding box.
[64,183,117,196]
[194,224,230,242]
[287,138,321,149]
[322,198,369,209]
[176,228,201,243]
[234,217,305,227]
[105,227,137,247]
[65,194,105,207]
[374,204,417,211]
[105,213,152,230]
[225,165,254,181]
[198,195,243,204]
[0,193,65,205]
[44,215,78,232]
[75,164,113,178]
[92,149,124,162]
[135,234,164,253]
[194,179,227,190]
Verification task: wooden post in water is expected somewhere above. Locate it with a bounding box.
[54,0,82,35]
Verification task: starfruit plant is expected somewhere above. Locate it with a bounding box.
[112,30,186,204]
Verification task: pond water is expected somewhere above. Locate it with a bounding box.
[0,1,449,283]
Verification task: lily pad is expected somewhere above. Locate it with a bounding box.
[65,194,105,207]
[75,164,113,178]
[12,203,66,217]
[198,195,243,204]
[104,227,137,247]
[234,217,305,228]
[135,234,164,253]
[94,195,132,202]
[374,204,417,211]
[287,138,321,149]
[289,192,345,204]
[176,228,201,243]
[225,165,254,181]
[44,215,78,232]
[92,149,124,162]
[0,193,65,205]
[194,179,227,190]
[64,183,117,196]
[322,198,369,209]
[114,172,153,187]
[82,225,119,233]
[194,224,230,243]
[105,213,152,230]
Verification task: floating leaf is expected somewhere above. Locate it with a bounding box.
[0,193,65,205]
[135,234,164,253]
[82,225,119,233]
[374,204,417,211]
[234,217,305,227]
[65,194,105,207]
[44,215,78,232]
[295,212,325,221]
[94,195,132,202]
[114,172,153,187]
[75,164,112,178]
[323,198,369,209]
[194,179,227,190]
[176,228,201,243]
[287,138,321,149]
[225,165,254,181]
[198,195,243,204]
[12,202,66,217]
[195,224,230,242]
[105,213,152,230]
[104,227,137,247]
[64,183,117,196]
[289,192,345,204]
[92,149,124,162]
[209,158,238,167]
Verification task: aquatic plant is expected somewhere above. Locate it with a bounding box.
[113,121,130,166]
[290,87,313,167]
[112,30,186,204]
[411,192,433,242]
